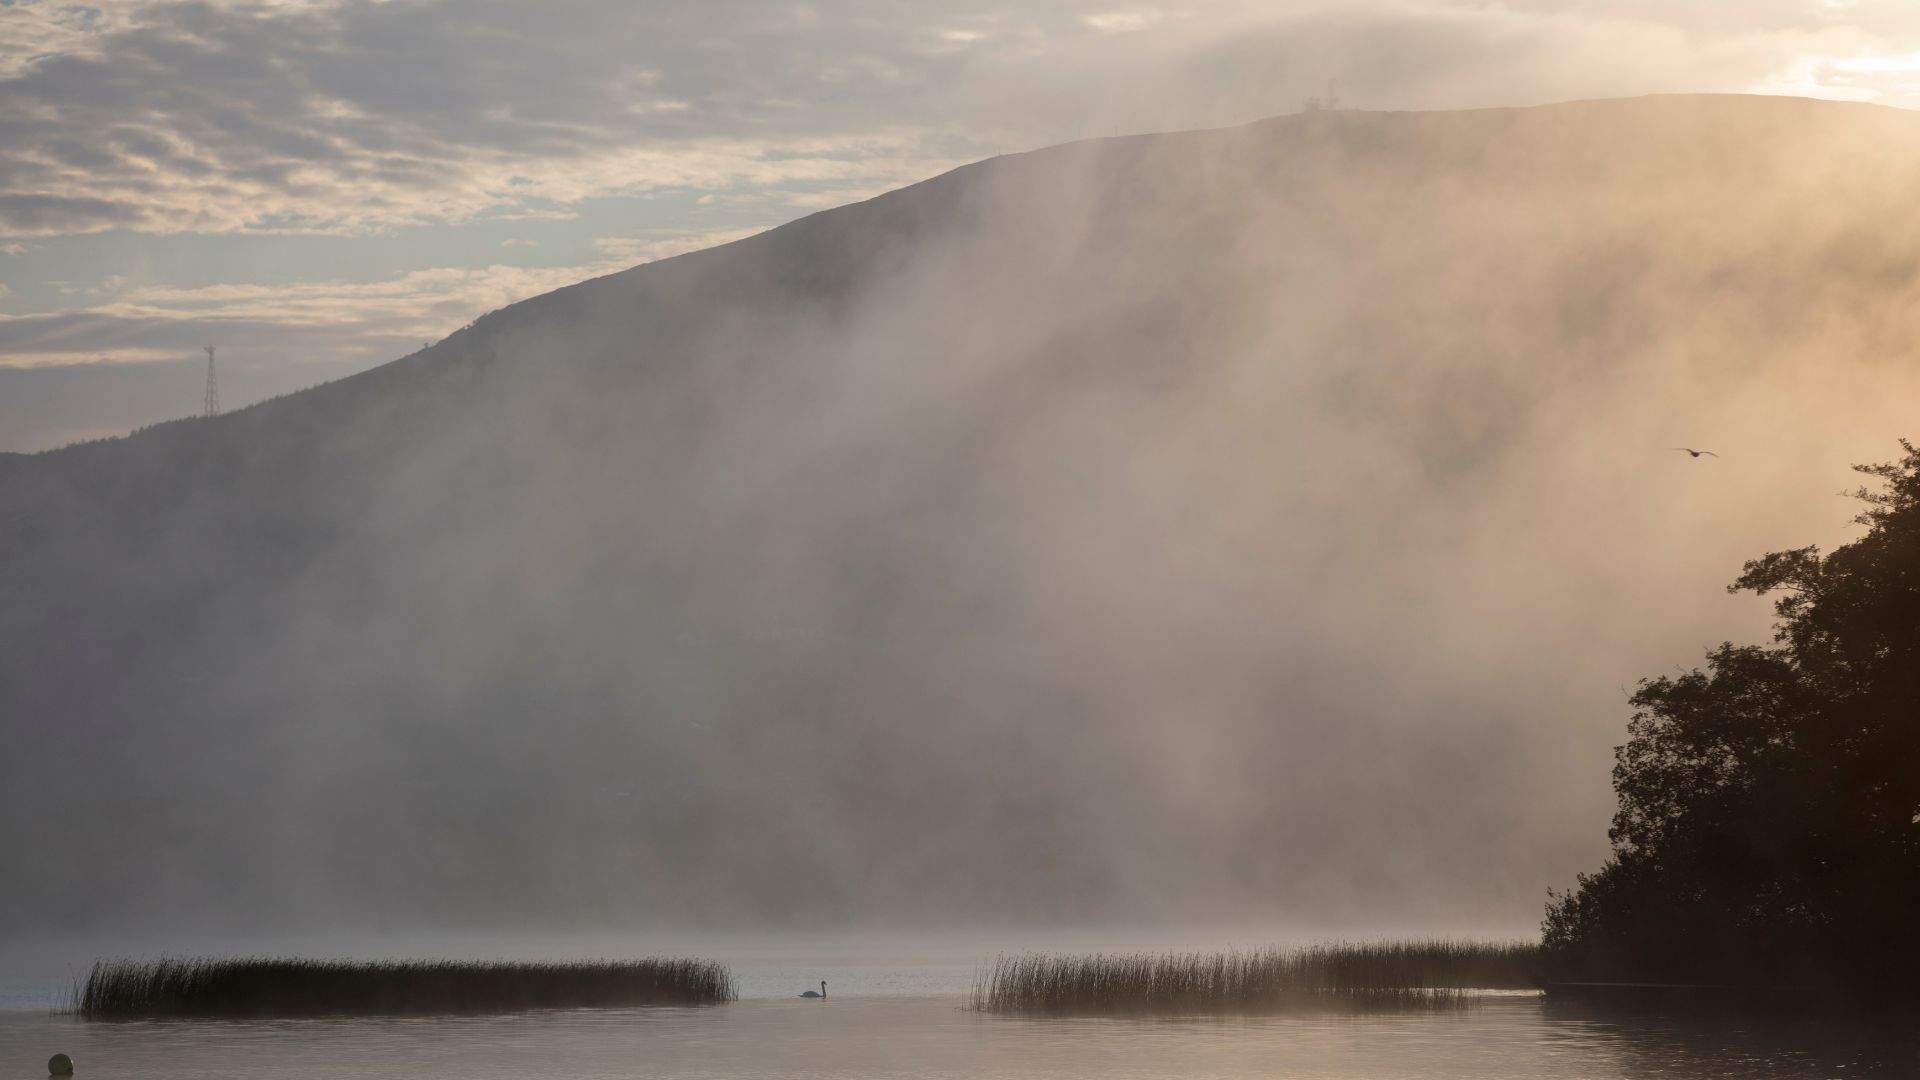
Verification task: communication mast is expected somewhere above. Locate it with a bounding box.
[202,345,219,417]
[1304,79,1343,113]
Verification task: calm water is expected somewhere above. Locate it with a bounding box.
[3,934,1915,1079]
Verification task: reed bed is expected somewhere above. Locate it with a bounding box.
[75,956,736,1018]
[971,940,1541,1015]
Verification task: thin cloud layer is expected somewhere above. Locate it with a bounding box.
[6,0,1920,240]
[0,0,989,237]
[0,223,760,366]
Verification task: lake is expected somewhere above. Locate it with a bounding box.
[4,932,1915,1078]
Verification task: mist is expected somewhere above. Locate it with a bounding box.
[5,94,1919,943]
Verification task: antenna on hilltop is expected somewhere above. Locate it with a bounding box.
[1304,79,1342,113]
[202,345,219,418]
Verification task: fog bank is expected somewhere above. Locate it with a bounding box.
[5,95,1917,938]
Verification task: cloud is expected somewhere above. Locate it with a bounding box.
[0,243,25,255]
[0,194,147,234]
[1081,10,1170,34]
[0,222,769,373]
[500,238,537,248]
[0,0,983,237]
[0,307,402,370]
[588,226,763,265]
[774,185,897,209]
[0,263,598,365]
[5,0,1920,242]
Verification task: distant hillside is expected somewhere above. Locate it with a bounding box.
[6,95,1920,934]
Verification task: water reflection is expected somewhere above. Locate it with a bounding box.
[3,992,1916,1078]
[1538,995,1920,1078]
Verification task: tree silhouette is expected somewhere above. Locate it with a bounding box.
[1544,441,1920,991]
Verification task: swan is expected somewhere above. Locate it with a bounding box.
[800,980,826,998]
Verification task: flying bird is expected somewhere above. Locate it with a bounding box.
[1671,447,1718,458]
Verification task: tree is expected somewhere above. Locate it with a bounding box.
[1544,441,1920,990]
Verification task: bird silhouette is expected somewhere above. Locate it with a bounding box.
[1671,447,1718,458]
[801,980,826,999]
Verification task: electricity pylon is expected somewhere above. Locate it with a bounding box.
[203,345,219,417]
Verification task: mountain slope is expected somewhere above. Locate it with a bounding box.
[6,95,1920,934]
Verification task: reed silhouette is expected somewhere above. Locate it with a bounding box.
[970,940,1539,1015]
[74,956,736,1017]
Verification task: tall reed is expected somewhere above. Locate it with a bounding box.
[75,956,736,1018]
[971,940,1540,1015]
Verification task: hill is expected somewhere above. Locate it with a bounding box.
[5,95,1920,934]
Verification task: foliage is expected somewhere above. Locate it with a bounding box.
[1544,441,1920,989]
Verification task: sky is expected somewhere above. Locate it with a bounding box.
[5,0,1920,450]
